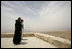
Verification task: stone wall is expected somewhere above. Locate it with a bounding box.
[34,33,71,48]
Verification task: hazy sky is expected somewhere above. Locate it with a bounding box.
[1,1,71,33]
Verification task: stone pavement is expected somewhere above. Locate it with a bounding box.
[1,37,57,48]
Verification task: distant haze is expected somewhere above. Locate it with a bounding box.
[1,1,71,33]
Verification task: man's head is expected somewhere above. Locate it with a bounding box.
[18,17,21,22]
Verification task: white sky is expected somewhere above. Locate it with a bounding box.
[1,1,71,33]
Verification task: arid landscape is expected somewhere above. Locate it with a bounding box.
[1,31,71,40]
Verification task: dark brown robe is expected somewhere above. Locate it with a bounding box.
[13,20,22,44]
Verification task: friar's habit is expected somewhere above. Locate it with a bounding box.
[13,20,22,44]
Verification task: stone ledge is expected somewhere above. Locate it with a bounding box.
[34,33,71,48]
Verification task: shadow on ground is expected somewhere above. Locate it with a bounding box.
[13,39,28,45]
[22,39,28,40]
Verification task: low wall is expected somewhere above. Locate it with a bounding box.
[34,33,71,48]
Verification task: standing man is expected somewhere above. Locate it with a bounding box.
[13,17,23,44]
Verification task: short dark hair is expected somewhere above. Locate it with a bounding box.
[18,17,21,21]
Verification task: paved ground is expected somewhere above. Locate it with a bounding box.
[1,37,57,48]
